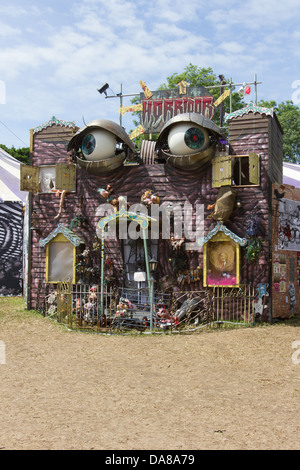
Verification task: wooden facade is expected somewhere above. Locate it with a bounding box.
[226,110,284,320]
[271,182,300,318]
[25,106,290,321]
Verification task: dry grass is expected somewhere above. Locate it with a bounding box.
[0,297,299,450]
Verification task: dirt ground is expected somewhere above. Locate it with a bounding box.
[0,298,299,450]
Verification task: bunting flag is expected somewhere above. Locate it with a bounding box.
[140,81,153,99]
[129,125,145,140]
[176,80,189,95]
[119,104,143,116]
[213,89,230,108]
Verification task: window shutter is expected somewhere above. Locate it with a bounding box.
[212,155,232,188]
[55,164,76,191]
[20,165,40,192]
[249,152,259,185]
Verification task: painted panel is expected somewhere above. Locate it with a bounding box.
[0,202,23,295]
[249,152,260,185]
[20,165,39,192]
[55,164,76,191]
[212,155,232,188]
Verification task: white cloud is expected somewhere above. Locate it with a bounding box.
[219,41,245,55]
[0,21,21,39]
[1,0,300,148]
[0,21,21,37]
[206,0,300,31]
[1,3,41,17]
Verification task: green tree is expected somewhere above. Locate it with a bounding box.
[159,64,245,127]
[130,64,245,147]
[0,144,30,164]
[159,64,219,91]
[258,100,300,163]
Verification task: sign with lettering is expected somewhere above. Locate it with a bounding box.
[140,86,215,134]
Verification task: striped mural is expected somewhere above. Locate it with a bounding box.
[0,201,23,295]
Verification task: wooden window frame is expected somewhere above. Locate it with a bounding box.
[203,232,241,288]
[46,233,77,284]
[212,153,260,188]
[21,164,76,193]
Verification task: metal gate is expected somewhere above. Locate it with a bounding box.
[46,283,254,333]
[211,284,255,324]
[56,282,73,325]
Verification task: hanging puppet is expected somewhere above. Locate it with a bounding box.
[141,189,160,207]
[97,184,130,211]
[53,189,68,220]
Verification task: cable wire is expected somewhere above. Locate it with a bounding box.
[0,120,28,147]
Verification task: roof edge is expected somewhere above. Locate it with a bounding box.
[33,116,76,134]
[39,223,84,247]
[197,221,247,248]
[224,102,274,123]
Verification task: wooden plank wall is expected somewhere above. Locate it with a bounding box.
[271,182,300,319]
[30,125,77,308]
[228,112,283,320]
[29,113,283,321]
[268,114,283,185]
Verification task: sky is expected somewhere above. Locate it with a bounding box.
[0,0,300,149]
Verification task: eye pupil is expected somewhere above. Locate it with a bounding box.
[184,127,205,150]
[82,133,96,155]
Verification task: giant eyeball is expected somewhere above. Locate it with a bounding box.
[168,123,210,156]
[81,129,117,161]
[155,113,224,171]
[67,119,135,175]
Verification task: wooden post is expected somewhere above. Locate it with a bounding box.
[221,287,224,322]
[100,230,105,318]
[244,286,247,322]
[142,228,153,331]
[216,287,219,322]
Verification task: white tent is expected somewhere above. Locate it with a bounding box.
[283,162,300,188]
[0,147,26,203]
[0,147,26,295]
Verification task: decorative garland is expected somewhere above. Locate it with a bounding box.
[33,116,76,134]
[39,223,84,247]
[197,221,247,248]
[224,103,274,123]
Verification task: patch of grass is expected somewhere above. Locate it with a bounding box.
[0,297,73,335]
[2,297,298,338]
[271,315,300,327]
[0,297,43,322]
